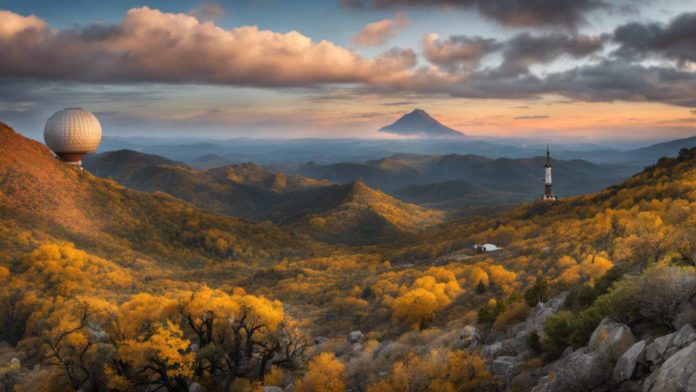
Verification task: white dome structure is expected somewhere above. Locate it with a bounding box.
[44,108,102,165]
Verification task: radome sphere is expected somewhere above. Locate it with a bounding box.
[44,108,102,164]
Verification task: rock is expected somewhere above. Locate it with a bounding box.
[351,343,363,354]
[525,292,568,334]
[460,325,481,349]
[500,333,530,356]
[9,358,20,368]
[671,323,696,348]
[491,356,517,376]
[588,317,635,361]
[348,331,364,343]
[263,387,284,392]
[645,332,675,364]
[560,346,573,358]
[482,342,503,358]
[643,341,696,392]
[614,340,646,383]
[532,348,612,392]
[189,383,202,392]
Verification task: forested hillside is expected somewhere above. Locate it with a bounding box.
[1,122,695,392]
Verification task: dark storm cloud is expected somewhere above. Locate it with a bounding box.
[343,0,608,28]
[612,12,696,64]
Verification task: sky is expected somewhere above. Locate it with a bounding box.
[0,0,695,141]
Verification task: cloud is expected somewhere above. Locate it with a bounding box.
[190,3,226,20]
[343,0,607,29]
[352,13,409,47]
[497,32,605,76]
[0,7,416,87]
[421,34,500,71]
[420,32,603,76]
[383,101,417,106]
[514,115,548,119]
[612,12,696,64]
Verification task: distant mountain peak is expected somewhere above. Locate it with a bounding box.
[379,109,465,138]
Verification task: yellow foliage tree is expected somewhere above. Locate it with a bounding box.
[295,352,346,392]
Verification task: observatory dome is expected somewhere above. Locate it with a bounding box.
[44,108,102,164]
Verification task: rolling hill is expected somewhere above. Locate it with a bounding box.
[282,153,636,208]
[278,180,444,245]
[0,123,322,265]
[83,149,441,244]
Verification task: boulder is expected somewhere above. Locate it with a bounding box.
[460,325,480,349]
[500,333,530,356]
[188,383,202,392]
[482,342,503,358]
[613,340,646,383]
[643,341,696,392]
[588,317,635,361]
[348,331,363,343]
[671,323,696,349]
[491,356,517,376]
[532,348,612,392]
[9,358,20,368]
[645,332,675,364]
[525,292,568,334]
[263,387,284,392]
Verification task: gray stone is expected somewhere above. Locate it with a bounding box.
[645,332,675,364]
[482,342,503,358]
[643,341,696,392]
[671,323,696,348]
[263,387,284,392]
[614,340,646,383]
[588,317,635,361]
[189,383,202,392]
[532,348,612,392]
[348,331,363,343]
[9,358,20,368]
[525,292,568,335]
[460,325,481,349]
[491,356,517,376]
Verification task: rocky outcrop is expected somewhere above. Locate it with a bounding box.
[526,292,568,335]
[532,347,611,392]
[491,356,517,376]
[613,340,646,383]
[533,318,635,392]
[645,332,675,364]
[643,341,696,392]
[588,318,635,361]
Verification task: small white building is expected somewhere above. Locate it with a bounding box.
[473,243,501,252]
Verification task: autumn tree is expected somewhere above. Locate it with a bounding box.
[295,352,346,392]
[367,349,491,392]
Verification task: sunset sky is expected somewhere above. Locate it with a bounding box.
[1,0,695,140]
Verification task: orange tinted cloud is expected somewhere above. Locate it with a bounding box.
[0,7,416,86]
[352,13,409,47]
